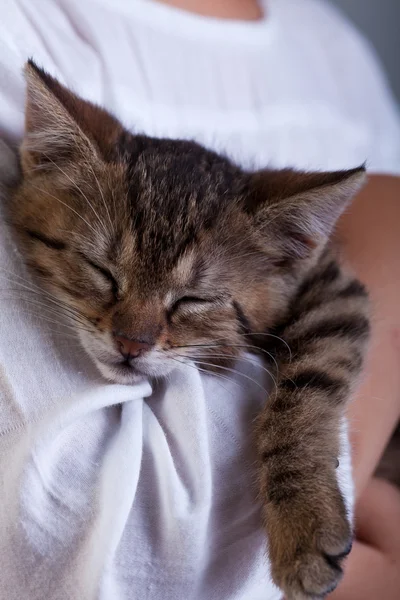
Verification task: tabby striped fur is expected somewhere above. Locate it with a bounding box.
[256,247,369,599]
[9,62,370,600]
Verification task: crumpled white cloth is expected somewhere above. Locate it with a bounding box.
[0,143,353,600]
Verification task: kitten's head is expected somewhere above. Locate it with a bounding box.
[10,61,366,383]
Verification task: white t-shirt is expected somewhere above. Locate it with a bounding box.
[1,0,400,174]
[0,2,398,600]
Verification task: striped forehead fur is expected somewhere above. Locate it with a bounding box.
[10,61,371,600]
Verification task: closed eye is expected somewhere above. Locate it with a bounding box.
[80,254,119,297]
[169,295,220,316]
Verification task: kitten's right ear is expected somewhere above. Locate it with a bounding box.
[246,166,366,263]
[21,60,124,173]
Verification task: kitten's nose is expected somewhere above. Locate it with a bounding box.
[114,334,153,360]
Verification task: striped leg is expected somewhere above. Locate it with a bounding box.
[257,257,369,600]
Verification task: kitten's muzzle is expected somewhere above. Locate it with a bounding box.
[113,333,154,360]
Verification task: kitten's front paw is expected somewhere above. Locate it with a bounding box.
[267,485,352,600]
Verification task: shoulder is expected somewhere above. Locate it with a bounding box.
[272,0,381,68]
[270,0,400,175]
[270,0,399,121]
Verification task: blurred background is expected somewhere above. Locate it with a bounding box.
[331,0,400,101]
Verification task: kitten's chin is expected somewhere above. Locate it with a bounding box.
[94,359,147,385]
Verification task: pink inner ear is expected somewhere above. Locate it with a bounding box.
[274,230,319,266]
[248,166,366,266]
[292,231,318,250]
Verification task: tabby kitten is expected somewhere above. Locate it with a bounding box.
[10,61,369,600]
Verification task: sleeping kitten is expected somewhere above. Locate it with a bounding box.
[10,61,369,600]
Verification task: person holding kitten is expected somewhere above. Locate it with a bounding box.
[0,1,399,599]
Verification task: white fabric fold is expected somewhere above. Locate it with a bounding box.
[0,144,353,599]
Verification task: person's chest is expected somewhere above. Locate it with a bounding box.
[16,0,370,171]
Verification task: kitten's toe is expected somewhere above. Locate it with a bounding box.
[268,489,353,600]
[277,552,344,600]
[286,526,352,599]
[296,549,346,598]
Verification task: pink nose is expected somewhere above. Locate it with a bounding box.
[114,334,153,359]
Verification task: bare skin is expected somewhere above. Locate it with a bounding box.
[153,0,264,20]
[159,1,400,597]
[330,176,400,599]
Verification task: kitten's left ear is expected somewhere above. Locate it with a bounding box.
[246,166,366,262]
[21,60,124,173]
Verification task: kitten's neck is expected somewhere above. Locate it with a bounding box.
[151,0,264,21]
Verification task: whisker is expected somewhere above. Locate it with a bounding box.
[168,356,240,394]
[30,184,100,237]
[22,311,88,333]
[224,236,251,254]
[42,155,108,237]
[1,296,93,332]
[0,269,89,318]
[49,339,85,348]
[207,332,292,357]
[173,341,280,369]
[1,290,92,330]
[186,359,270,396]
[174,351,277,391]
[228,332,292,361]
[236,332,292,361]
[227,250,266,262]
[4,309,82,338]
[0,267,60,298]
[0,282,90,326]
[86,162,114,233]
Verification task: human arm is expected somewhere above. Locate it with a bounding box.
[331,174,400,599]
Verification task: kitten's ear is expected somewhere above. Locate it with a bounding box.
[247,167,366,262]
[21,60,124,173]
